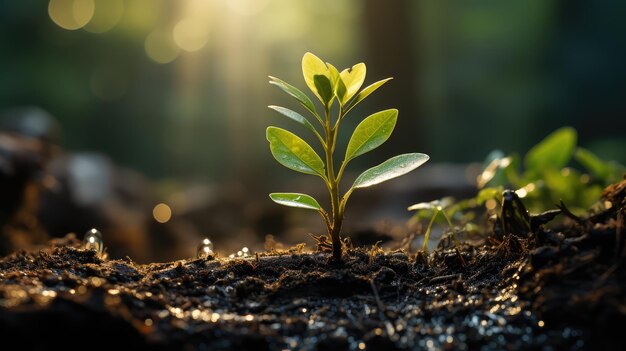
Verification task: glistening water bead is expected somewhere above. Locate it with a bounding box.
[83,228,104,254]
[197,238,214,259]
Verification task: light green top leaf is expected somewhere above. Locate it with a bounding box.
[313,74,334,106]
[343,78,392,116]
[524,127,576,175]
[351,153,429,190]
[345,109,398,162]
[269,193,322,211]
[267,127,326,179]
[268,76,318,118]
[339,63,366,105]
[302,52,330,104]
[326,62,347,103]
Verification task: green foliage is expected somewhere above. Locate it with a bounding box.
[524,127,576,176]
[266,127,326,179]
[345,109,398,162]
[407,198,464,263]
[406,127,623,253]
[267,52,429,259]
[477,126,625,213]
[269,193,322,211]
[408,199,451,251]
[351,153,429,190]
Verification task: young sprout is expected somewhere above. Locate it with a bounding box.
[197,238,214,259]
[267,52,429,260]
[408,198,464,264]
[83,228,104,255]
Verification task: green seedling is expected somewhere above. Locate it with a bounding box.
[267,52,429,260]
[476,127,625,213]
[408,199,465,264]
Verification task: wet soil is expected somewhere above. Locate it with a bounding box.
[0,181,624,350]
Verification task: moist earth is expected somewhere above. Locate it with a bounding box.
[0,180,624,350]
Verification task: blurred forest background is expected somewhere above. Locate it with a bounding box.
[0,0,624,261]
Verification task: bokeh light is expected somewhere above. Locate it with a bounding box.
[173,18,211,52]
[48,0,95,30]
[120,0,161,33]
[144,29,180,64]
[153,203,172,223]
[83,0,124,33]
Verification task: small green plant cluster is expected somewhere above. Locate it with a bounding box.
[476,126,624,214]
[409,126,624,251]
[267,52,429,260]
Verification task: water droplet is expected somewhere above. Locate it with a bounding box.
[196,238,214,259]
[236,247,250,257]
[83,228,104,254]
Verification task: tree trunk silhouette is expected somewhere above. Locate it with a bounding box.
[362,0,422,152]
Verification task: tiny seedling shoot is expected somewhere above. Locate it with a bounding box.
[407,199,465,264]
[267,52,429,260]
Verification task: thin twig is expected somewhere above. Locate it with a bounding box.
[556,201,585,225]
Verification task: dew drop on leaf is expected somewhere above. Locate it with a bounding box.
[197,238,214,259]
[83,228,104,254]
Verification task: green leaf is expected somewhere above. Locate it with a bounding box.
[574,147,610,180]
[268,105,322,141]
[339,63,366,105]
[266,127,326,179]
[345,109,398,162]
[313,74,334,106]
[351,153,429,190]
[476,187,501,205]
[302,52,330,104]
[503,152,523,187]
[524,127,576,176]
[269,193,322,211]
[408,197,453,212]
[343,78,392,115]
[327,62,347,103]
[268,76,318,117]
[476,156,512,188]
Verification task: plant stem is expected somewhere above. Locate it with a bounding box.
[440,211,466,265]
[422,210,438,252]
[323,106,343,260]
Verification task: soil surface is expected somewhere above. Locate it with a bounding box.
[0,180,624,350]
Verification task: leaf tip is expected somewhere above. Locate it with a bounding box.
[266,126,276,140]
